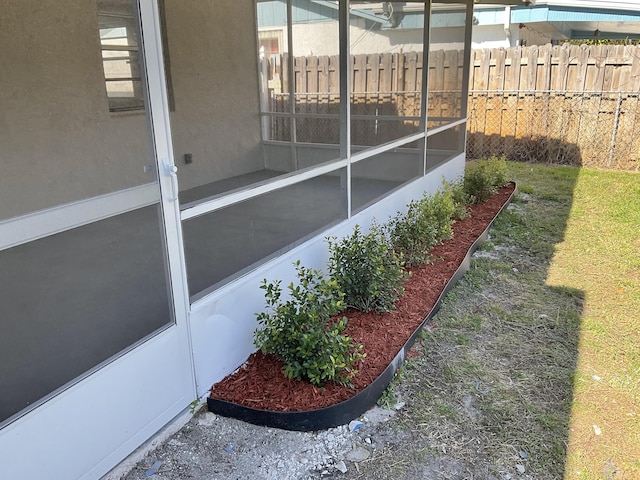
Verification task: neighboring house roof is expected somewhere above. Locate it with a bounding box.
[476,2,640,42]
[257,1,640,44]
[538,0,638,11]
[258,1,529,30]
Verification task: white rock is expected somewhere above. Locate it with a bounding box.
[516,464,525,474]
[593,424,602,436]
[364,437,372,444]
[197,412,217,427]
[346,447,370,462]
[335,460,348,473]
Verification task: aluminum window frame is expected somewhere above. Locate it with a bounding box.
[183,0,474,220]
[182,0,473,304]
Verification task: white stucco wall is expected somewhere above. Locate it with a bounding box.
[0,0,264,220]
[519,26,553,46]
[0,1,154,220]
[287,22,426,57]
[164,0,264,192]
[472,24,514,49]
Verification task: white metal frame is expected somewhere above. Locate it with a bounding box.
[0,1,477,478]
[0,183,160,251]
[182,0,471,228]
[0,2,196,478]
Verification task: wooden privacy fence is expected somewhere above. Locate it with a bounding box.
[467,44,640,169]
[265,50,465,146]
[263,44,640,169]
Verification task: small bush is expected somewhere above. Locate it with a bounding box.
[464,156,508,204]
[441,178,470,220]
[327,224,407,313]
[387,190,456,267]
[254,262,365,387]
[426,190,457,242]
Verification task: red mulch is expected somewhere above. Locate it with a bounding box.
[209,184,515,412]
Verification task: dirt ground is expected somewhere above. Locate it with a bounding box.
[122,259,538,480]
[122,406,403,480]
[122,186,578,480]
[122,400,530,480]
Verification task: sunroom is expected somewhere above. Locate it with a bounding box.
[0,1,522,478]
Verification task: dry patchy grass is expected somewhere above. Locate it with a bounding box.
[343,163,639,480]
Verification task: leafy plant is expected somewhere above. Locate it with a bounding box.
[377,382,398,409]
[441,178,470,220]
[327,224,407,313]
[254,261,365,387]
[387,190,456,267]
[463,156,508,204]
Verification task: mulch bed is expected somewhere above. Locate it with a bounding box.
[209,183,515,412]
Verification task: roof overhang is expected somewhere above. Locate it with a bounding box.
[474,1,536,5]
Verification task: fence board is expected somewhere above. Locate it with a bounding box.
[504,46,521,91]
[267,45,640,169]
[575,45,589,92]
[526,45,538,90]
[475,48,491,91]
[628,45,640,92]
[538,44,552,91]
[487,49,506,150]
[367,54,379,122]
[318,55,329,93]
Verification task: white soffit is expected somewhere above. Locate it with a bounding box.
[474,0,536,5]
[537,1,638,12]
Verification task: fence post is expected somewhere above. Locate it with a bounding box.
[259,47,270,141]
[608,90,623,167]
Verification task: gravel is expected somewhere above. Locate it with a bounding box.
[122,405,399,480]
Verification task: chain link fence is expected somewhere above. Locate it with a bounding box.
[466,90,640,171]
[267,90,640,171]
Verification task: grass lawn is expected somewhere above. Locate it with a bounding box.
[542,166,640,478]
[344,162,639,479]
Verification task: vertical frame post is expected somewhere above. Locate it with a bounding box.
[339,0,351,218]
[421,0,432,175]
[286,0,298,169]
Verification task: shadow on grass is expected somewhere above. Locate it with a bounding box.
[467,132,583,167]
[346,161,587,480]
[465,161,585,477]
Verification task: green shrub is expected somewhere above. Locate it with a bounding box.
[327,224,407,313]
[426,189,457,242]
[387,189,456,267]
[463,156,508,204]
[441,178,470,220]
[254,261,365,387]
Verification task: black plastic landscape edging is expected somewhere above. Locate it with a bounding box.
[207,183,518,431]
